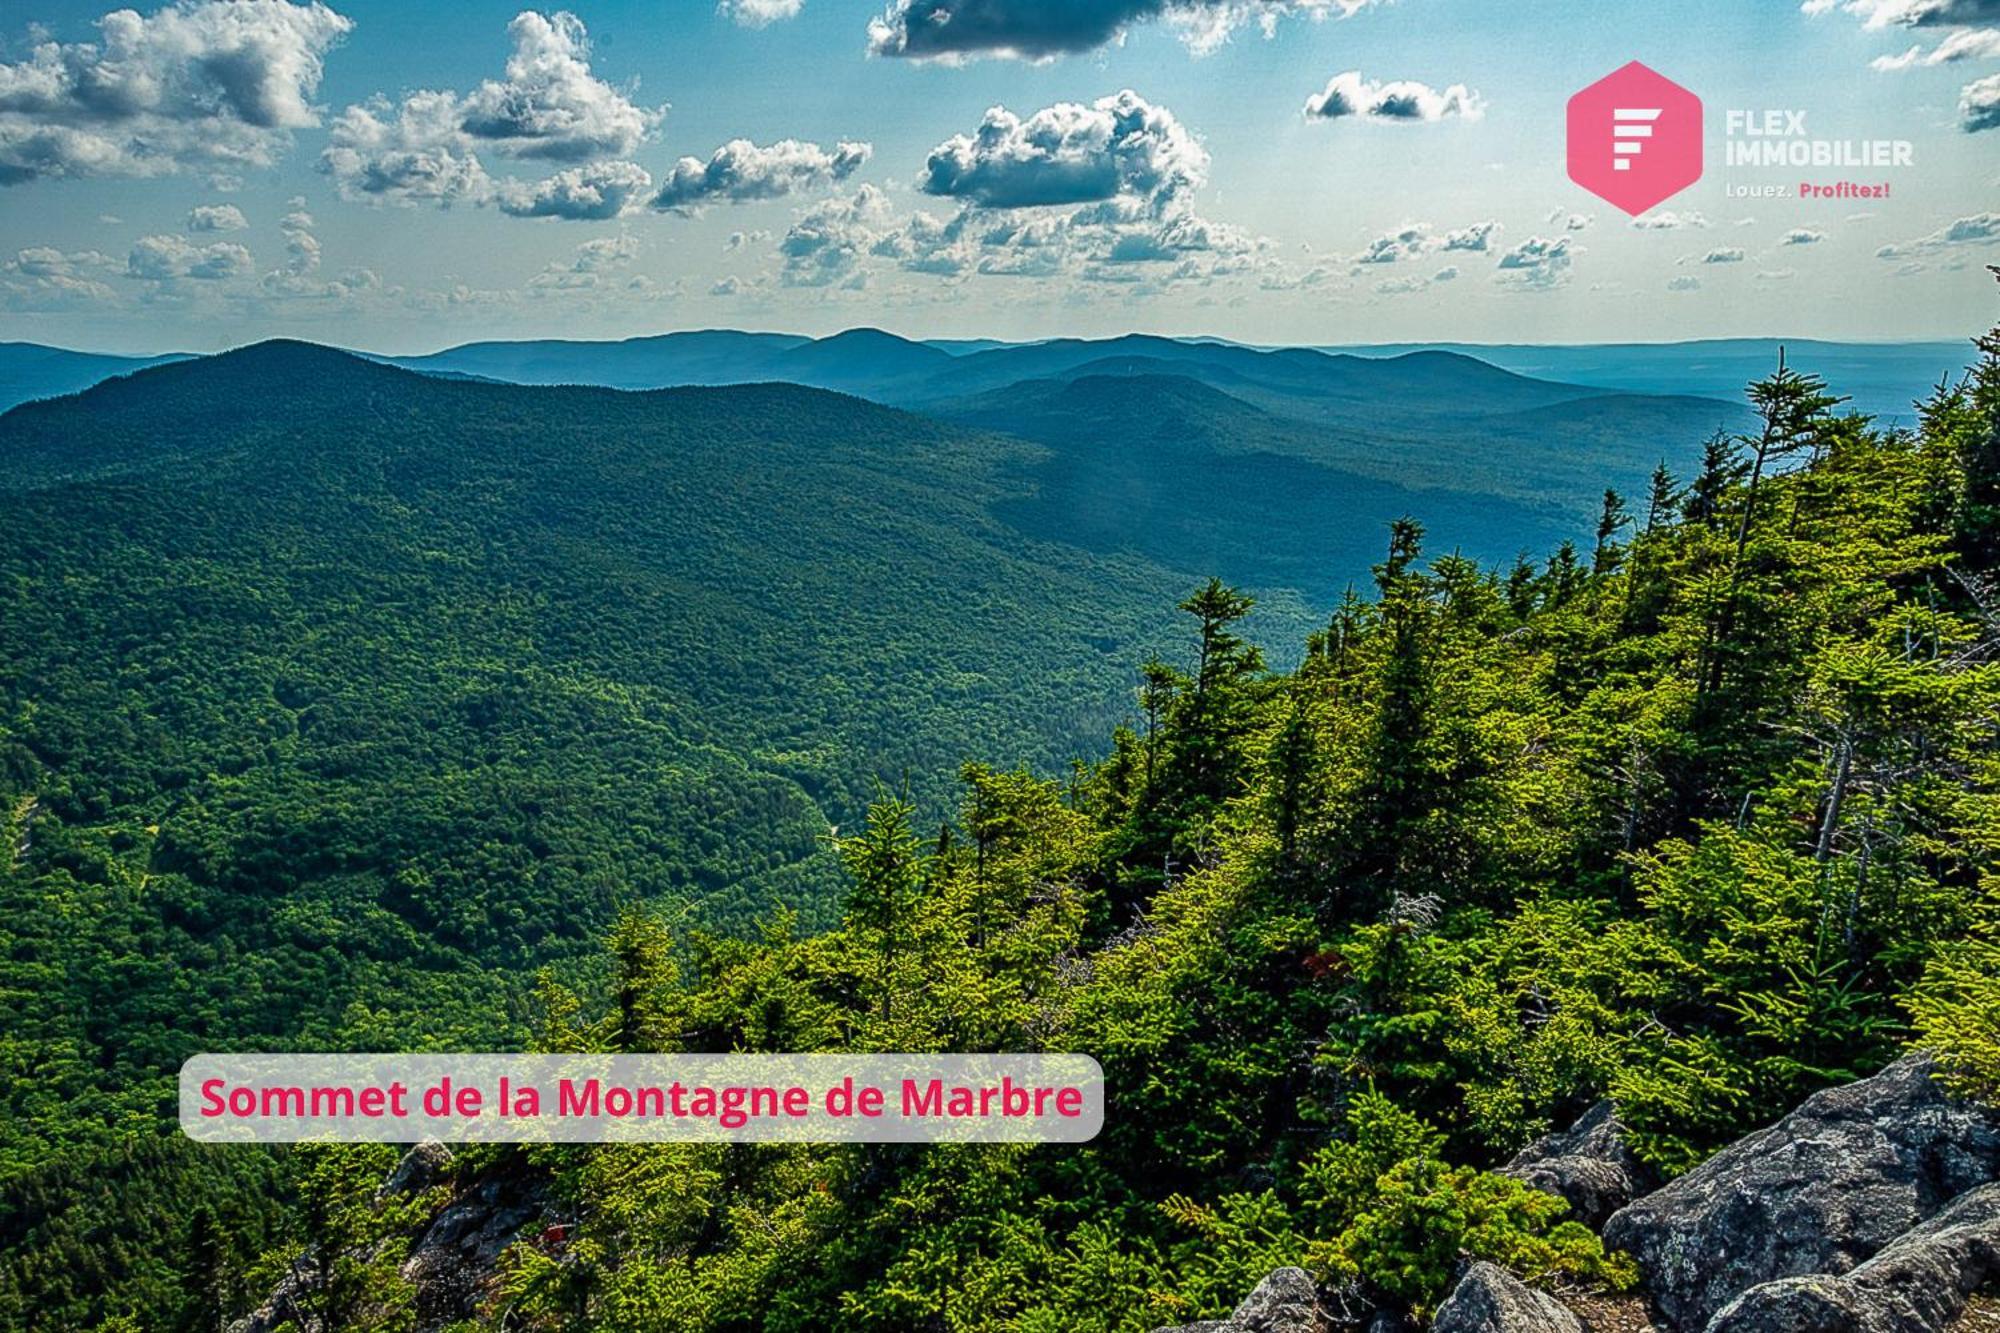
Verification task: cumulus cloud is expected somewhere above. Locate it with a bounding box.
[1494,234,1575,289]
[1802,0,2000,28]
[320,11,662,208]
[255,195,381,300]
[0,0,352,185]
[1701,247,1746,263]
[1,245,119,307]
[1440,220,1498,251]
[1963,72,2000,129]
[1374,263,1458,295]
[529,231,643,291]
[1303,71,1484,122]
[760,90,1264,293]
[320,91,493,204]
[1782,228,1826,244]
[711,274,745,295]
[1351,219,1494,265]
[654,138,870,213]
[1668,274,1701,291]
[1548,209,1594,231]
[721,0,804,25]
[455,12,660,161]
[1355,223,1431,264]
[866,0,1379,62]
[1871,26,2000,65]
[128,232,254,281]
[187,203,249,232]
[497,159,653,219]
[779,183,894,287]
[920,90,1204,210]
[1875,211,2000,257]
[1631,210,1710,230]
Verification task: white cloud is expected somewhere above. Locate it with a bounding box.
[529,231,642,291]
[1782,228,1826,244]
[1375,263,1458,295]
[255,197,381,301]
[497,160,654,220]
[1440,220,1498,251]
[1355,223,1431,264]
[779,183,895,286]
[319,11,662,208]
[1963,72,2000,130]
[1871,26,2000,66]
[1875,211,2000,256]
[320,91,492,205]
[721,0,804,25]
[1494,234,1575,289]
[1631,210,1710,230]
[1668,274,1701,291]
[1701,247,1746,263]
[187,203,249,232]
[1303,71,1484,123]
[654,139,870,213]
[878,90,1260,287]
[128,232,254,281]
[1803,0,2000,29]
[920,90,1205,210]
[866,0,1382,62]
[457,12,661,161]
[0,0,352,185]
[0,245,119,307]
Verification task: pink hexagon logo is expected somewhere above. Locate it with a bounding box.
[1567,62,1702,217]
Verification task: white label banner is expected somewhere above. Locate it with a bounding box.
[180,1053,1104,1143]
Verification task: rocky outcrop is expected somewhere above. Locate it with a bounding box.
[1153,1267,1331,1332]
[227,1148,550,1333]
[1703,1182,2000,1333]
[1430,1262,1582,1333]
[401,1159,550,1330]
[1602,1055,2000,1333]
[1503,1102,1657,1230]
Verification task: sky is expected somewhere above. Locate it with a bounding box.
[0,0,1996,355]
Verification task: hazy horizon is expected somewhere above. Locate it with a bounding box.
[3,1,1997,355]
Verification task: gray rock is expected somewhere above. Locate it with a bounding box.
[377,1139,453,1199]
[1152,1267,1328,1332]
[401,1168,548,1329]
[1601,1054,2000,1333]
[1429,1262,1582,1333]
[1705,1182,2000,1333]
[1504,1102,1657,1229]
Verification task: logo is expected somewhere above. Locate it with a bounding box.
[1568,62,1702,216]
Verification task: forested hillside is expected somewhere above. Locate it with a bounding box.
[1,302,1995,1330]
[0,344,1225,1171]
[432,306,1995,1332]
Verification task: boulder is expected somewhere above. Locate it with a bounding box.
[1503,1102,1657,1229]
[1704,1182,2000,1333]
[378,1139,453,1199]
[1153,1267,1328,1332]
[1601,1055,2000,1333]
[1429,1262,1582,1333]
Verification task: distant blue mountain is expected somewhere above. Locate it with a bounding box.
[1328,339,1968,423]
[0,342,189,413]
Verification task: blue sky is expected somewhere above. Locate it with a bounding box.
[1,0,1995,353]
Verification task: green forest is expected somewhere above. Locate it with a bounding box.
[2,291,1998,1329]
